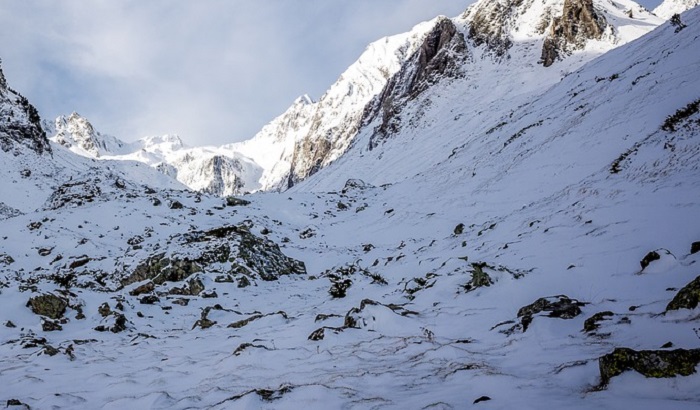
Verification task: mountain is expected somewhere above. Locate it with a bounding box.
[246,0,663,190]
[43,114,262,196]
[46,112,127,158]
[0,61,50,155]
[1,3,700,408]
[654,0,700,18]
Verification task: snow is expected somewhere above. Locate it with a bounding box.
[1,2,700,409]
[654,0,700,19]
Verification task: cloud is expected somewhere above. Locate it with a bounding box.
[0,0,546,145]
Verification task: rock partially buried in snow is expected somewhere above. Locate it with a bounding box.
[517,295,585,332]
[26,293,68,319]
[666,275,700,311]
[598,347,700,386]
[639,249,677,273]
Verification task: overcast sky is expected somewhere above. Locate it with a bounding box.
[0,0,662,146]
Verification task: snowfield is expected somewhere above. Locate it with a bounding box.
[1,1,700,409]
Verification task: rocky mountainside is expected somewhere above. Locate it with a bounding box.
[0,61,50,155]
[46,112,127,158]
[35,0,698,199]
[1,4,700,408]
[242,0,664,190]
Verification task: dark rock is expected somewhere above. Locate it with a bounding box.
[38,247,53,256]
[201,290,218,298]
[140,295,160,305]
[42,345,60,356]
[640,250,661,270]
[129,281,155,296]
[192,307,217,330]
[314,313,342,322]
[666,275,700,311]
[517,295,585,332]
[454,223,465,235]
[27,293,68,319]
[599,347,700,386]
[6,399,28,408]
[225,196,250,207]
[473,396,491,404]
[583,311,614,332]
[661,342,674,348]
[228,314,264,329]
[152,197,162,206]
[5,320,16,328]
[111,314,127,333]
[362,244,375,253]
[27,221,42,230]
[0,253,14,265]
[341,179,374,194]
[215,275,234,283]
[42,319,63,332]
[308,327,326,341]
[299,228,316,239]
[233,342,272,356]
[169,200,183,210]
[69,255,90,269]
[98,302,111,317]
[691,242,700,255]
[237,275,251,288]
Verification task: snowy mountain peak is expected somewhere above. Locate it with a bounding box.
[654,0,700,19]
[50,112,125,158]
[294,94,314,106]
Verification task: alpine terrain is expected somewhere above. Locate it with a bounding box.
[1,0,699,408]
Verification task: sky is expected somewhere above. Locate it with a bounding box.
[0,0,663,146]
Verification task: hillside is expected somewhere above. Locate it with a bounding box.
[0,1,699,409]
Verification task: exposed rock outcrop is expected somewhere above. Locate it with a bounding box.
[599,347,700,386]
[0,60,50,154]
[366,17,468,148]
[540,0,608,67]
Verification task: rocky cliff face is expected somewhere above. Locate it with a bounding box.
[364,17,468,148]
[50,112,126,157]
[0,61,50,155]
[540,0,608,67]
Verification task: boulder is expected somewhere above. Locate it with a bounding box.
[517,295,585,331]
[666,275,700,311]
[27,293,68,319]
[599,347,700,386]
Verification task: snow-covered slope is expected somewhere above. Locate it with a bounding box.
[1,4,700,409]
[37,0,666,196]
[241,0,663,190]
[654,0,700,18]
